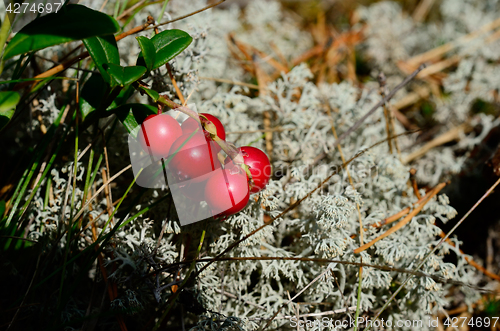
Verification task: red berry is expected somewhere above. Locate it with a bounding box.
[225,146,271,194]
[168,132,221,183]
[204,168,249,217]
[138,114,182,159]
[181,113,226,150]
[177,175,209,201]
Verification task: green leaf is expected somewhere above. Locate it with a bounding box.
[79,74,108,121]
[139,86,160,102]
[0,91,20,130]
[136,36,156,71]
[83,35,120,84]
[109,85,135,110]
[115,103,157,137]
[80,74,135,123]
[3,5,120,60]
[105,64,147,88]
[150,29,192,70]
[0,201,5,218]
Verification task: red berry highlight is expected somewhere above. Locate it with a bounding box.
[204,168,250,217]
[138,114,182,159]
[225,146,271,194]
[168,132,221,183]
[181,113,226,149]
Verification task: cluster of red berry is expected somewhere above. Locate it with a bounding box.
[137,112,271,218]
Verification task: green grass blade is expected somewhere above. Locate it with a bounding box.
[157,0,170,23]
[17,128,69,221]
[82,148,95,206]
[98,167,143,237]
[117,192,169,230]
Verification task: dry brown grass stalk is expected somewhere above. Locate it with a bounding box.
[354,182,447,254]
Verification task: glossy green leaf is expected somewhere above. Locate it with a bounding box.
[139,86,160,102]
[114,103,157,137]
[83,35,120,84]
[79,74,108,121]
[109,85,135,110]
[80,74,135,123]
[150,29,192,70]
[0,91,20,130]
[105,64,147,88]
[0,201,5,218]
[3,5,120,60]
[136,36,156,71]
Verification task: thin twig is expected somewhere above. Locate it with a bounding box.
[354,182,446,254]
[378,72,400,156]
[403,123,472,164]
[269,42,289,69]
[332,65,426,149]
[99,0,110,11]
[226,127,295,135]
[233,37,289,74]
[438,231,500,282]
[116,15,155,41]
[101,169,114,226]
[253,54,274,158]
[148,0,226,29]
[116,0,147,20]
[412,0,436,22]
[158,256,497,293]
[264,267,332,325]
[380,86,393,153]
[416,55,461,78]
[275,307,357,320]
[215,289,266,310]
[409,168,421,199]
[34,55,96,73]
[69,165,132,225]
[390,86,430,126]
[287,291,299,331]
[406,16,500,66]
[166,63,185,104]
[372,188,434,228]
[198,76,260,90]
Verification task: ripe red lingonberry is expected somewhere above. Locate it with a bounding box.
[181,113,226,151]
[168,132,221,183]
[138,114,182,159]
[177,171,214,201]
[204,168,249,217]
[225,146,271,194]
